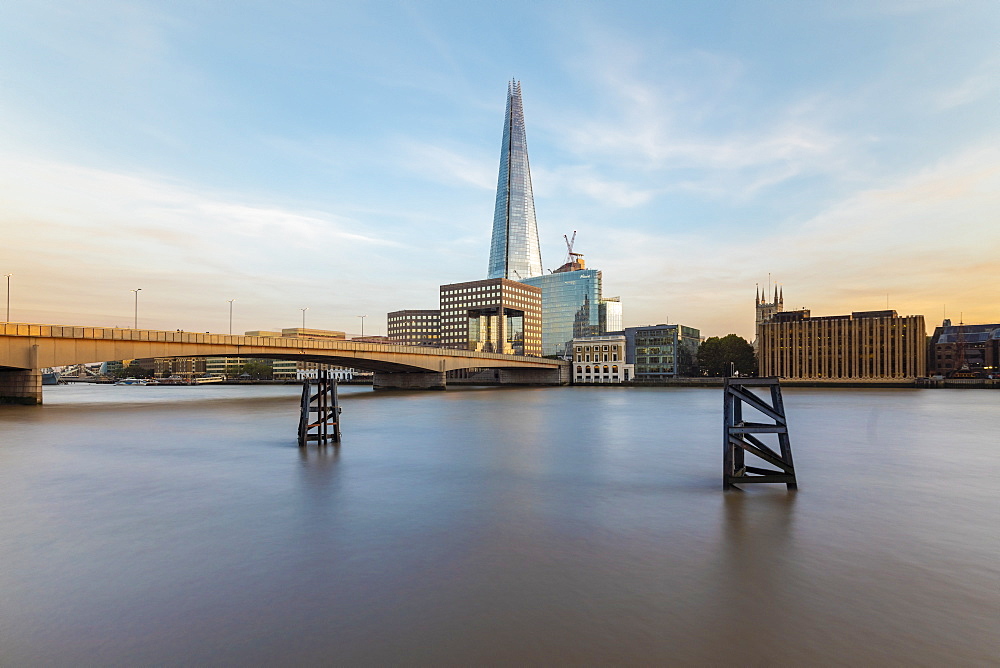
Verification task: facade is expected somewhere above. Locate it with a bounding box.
[572,335,632,383]
[487,80,543,281]
[928,320,1000,377]
[272,328,352,379]
[154,356,207,378]
[600,297,623,334]
[521,269,604,357]
[207,329,350,380]
[387,310,441,346]
[625,325,702,381]
[439,278,542,356]
[205,356,267,377]
[293,366,353,381]
[350,335,392,344]
[758,309,926,379]
[279,328,345,340]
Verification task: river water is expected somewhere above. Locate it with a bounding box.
[0,384,996,665]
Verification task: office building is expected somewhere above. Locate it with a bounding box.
[928,320,1000,377]
[487,80,543,281]
[758,308,926,379]
[625,325,702,381]
[439,278,541,356]
[521,268,607,357]
[207,328,350,380]
[600,297,623,334]
[154,356,207,378]
[279,328,345,340]
[571,335,633,383]
[387,310,441,346]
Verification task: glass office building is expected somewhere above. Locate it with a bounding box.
[521,269,603,357]
[487,80,543,281]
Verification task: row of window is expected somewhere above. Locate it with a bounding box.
[575,353,619,362]
[575,344,621,352]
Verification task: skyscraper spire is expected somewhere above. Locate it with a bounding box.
[487,80,543,280]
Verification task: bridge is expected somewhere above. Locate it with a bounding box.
[0,323,569,404]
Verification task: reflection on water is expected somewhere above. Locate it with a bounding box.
[0,384,997,664]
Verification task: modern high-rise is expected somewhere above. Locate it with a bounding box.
[439,278,541,356]
[521,268,604,357]
[487,80,543,281]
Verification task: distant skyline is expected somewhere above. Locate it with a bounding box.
[1,1,998,339]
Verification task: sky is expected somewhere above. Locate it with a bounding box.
[1,0,998,339]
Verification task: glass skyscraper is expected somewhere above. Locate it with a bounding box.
[487,80,543,281]
[521,269,603,357]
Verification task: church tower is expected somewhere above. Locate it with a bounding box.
[755,285,783,348]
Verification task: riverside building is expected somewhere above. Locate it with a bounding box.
[439,278,541,356]
[387,310,441,346]
[572,335,632,383]
[521,268,613,357]
[758,309,926,379]
[928,320,1000,377]
[624,325,702,381]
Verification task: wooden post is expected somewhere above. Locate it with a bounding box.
[723,377,797,490]
[298,369,341,447]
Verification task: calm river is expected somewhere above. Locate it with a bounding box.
[0,384,997,665]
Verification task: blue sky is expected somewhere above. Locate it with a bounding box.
[1,0,997,338]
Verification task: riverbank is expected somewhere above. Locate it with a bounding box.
[573,377,1000,389]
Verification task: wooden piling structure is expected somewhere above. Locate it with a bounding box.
[723,377,797,490]
[298,370,341,447]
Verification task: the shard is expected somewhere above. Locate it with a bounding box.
[487,80,543,280]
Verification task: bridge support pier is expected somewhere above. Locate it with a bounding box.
[494,367,569,385]
[0,368,43,405]
[373,371,447,390]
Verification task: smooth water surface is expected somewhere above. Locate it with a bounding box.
[0,384,997,665]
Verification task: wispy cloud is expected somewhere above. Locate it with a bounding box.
[397,140,496,191]
[593,143,1000,337]
[0,156,410,331]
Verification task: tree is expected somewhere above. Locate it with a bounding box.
[237,360,273,380]
[697,334,757,377]
[113,363,154,379]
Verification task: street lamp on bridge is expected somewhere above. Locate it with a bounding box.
[4,274,11,323]
[301,307,308,330]
[228,299,236,335]
[131,288,142,329]
[357,314,367,338]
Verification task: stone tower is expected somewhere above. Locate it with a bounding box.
[755,285,783,348]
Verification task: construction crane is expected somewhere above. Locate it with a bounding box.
[564,231,584,265]
[550,231,585,274]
